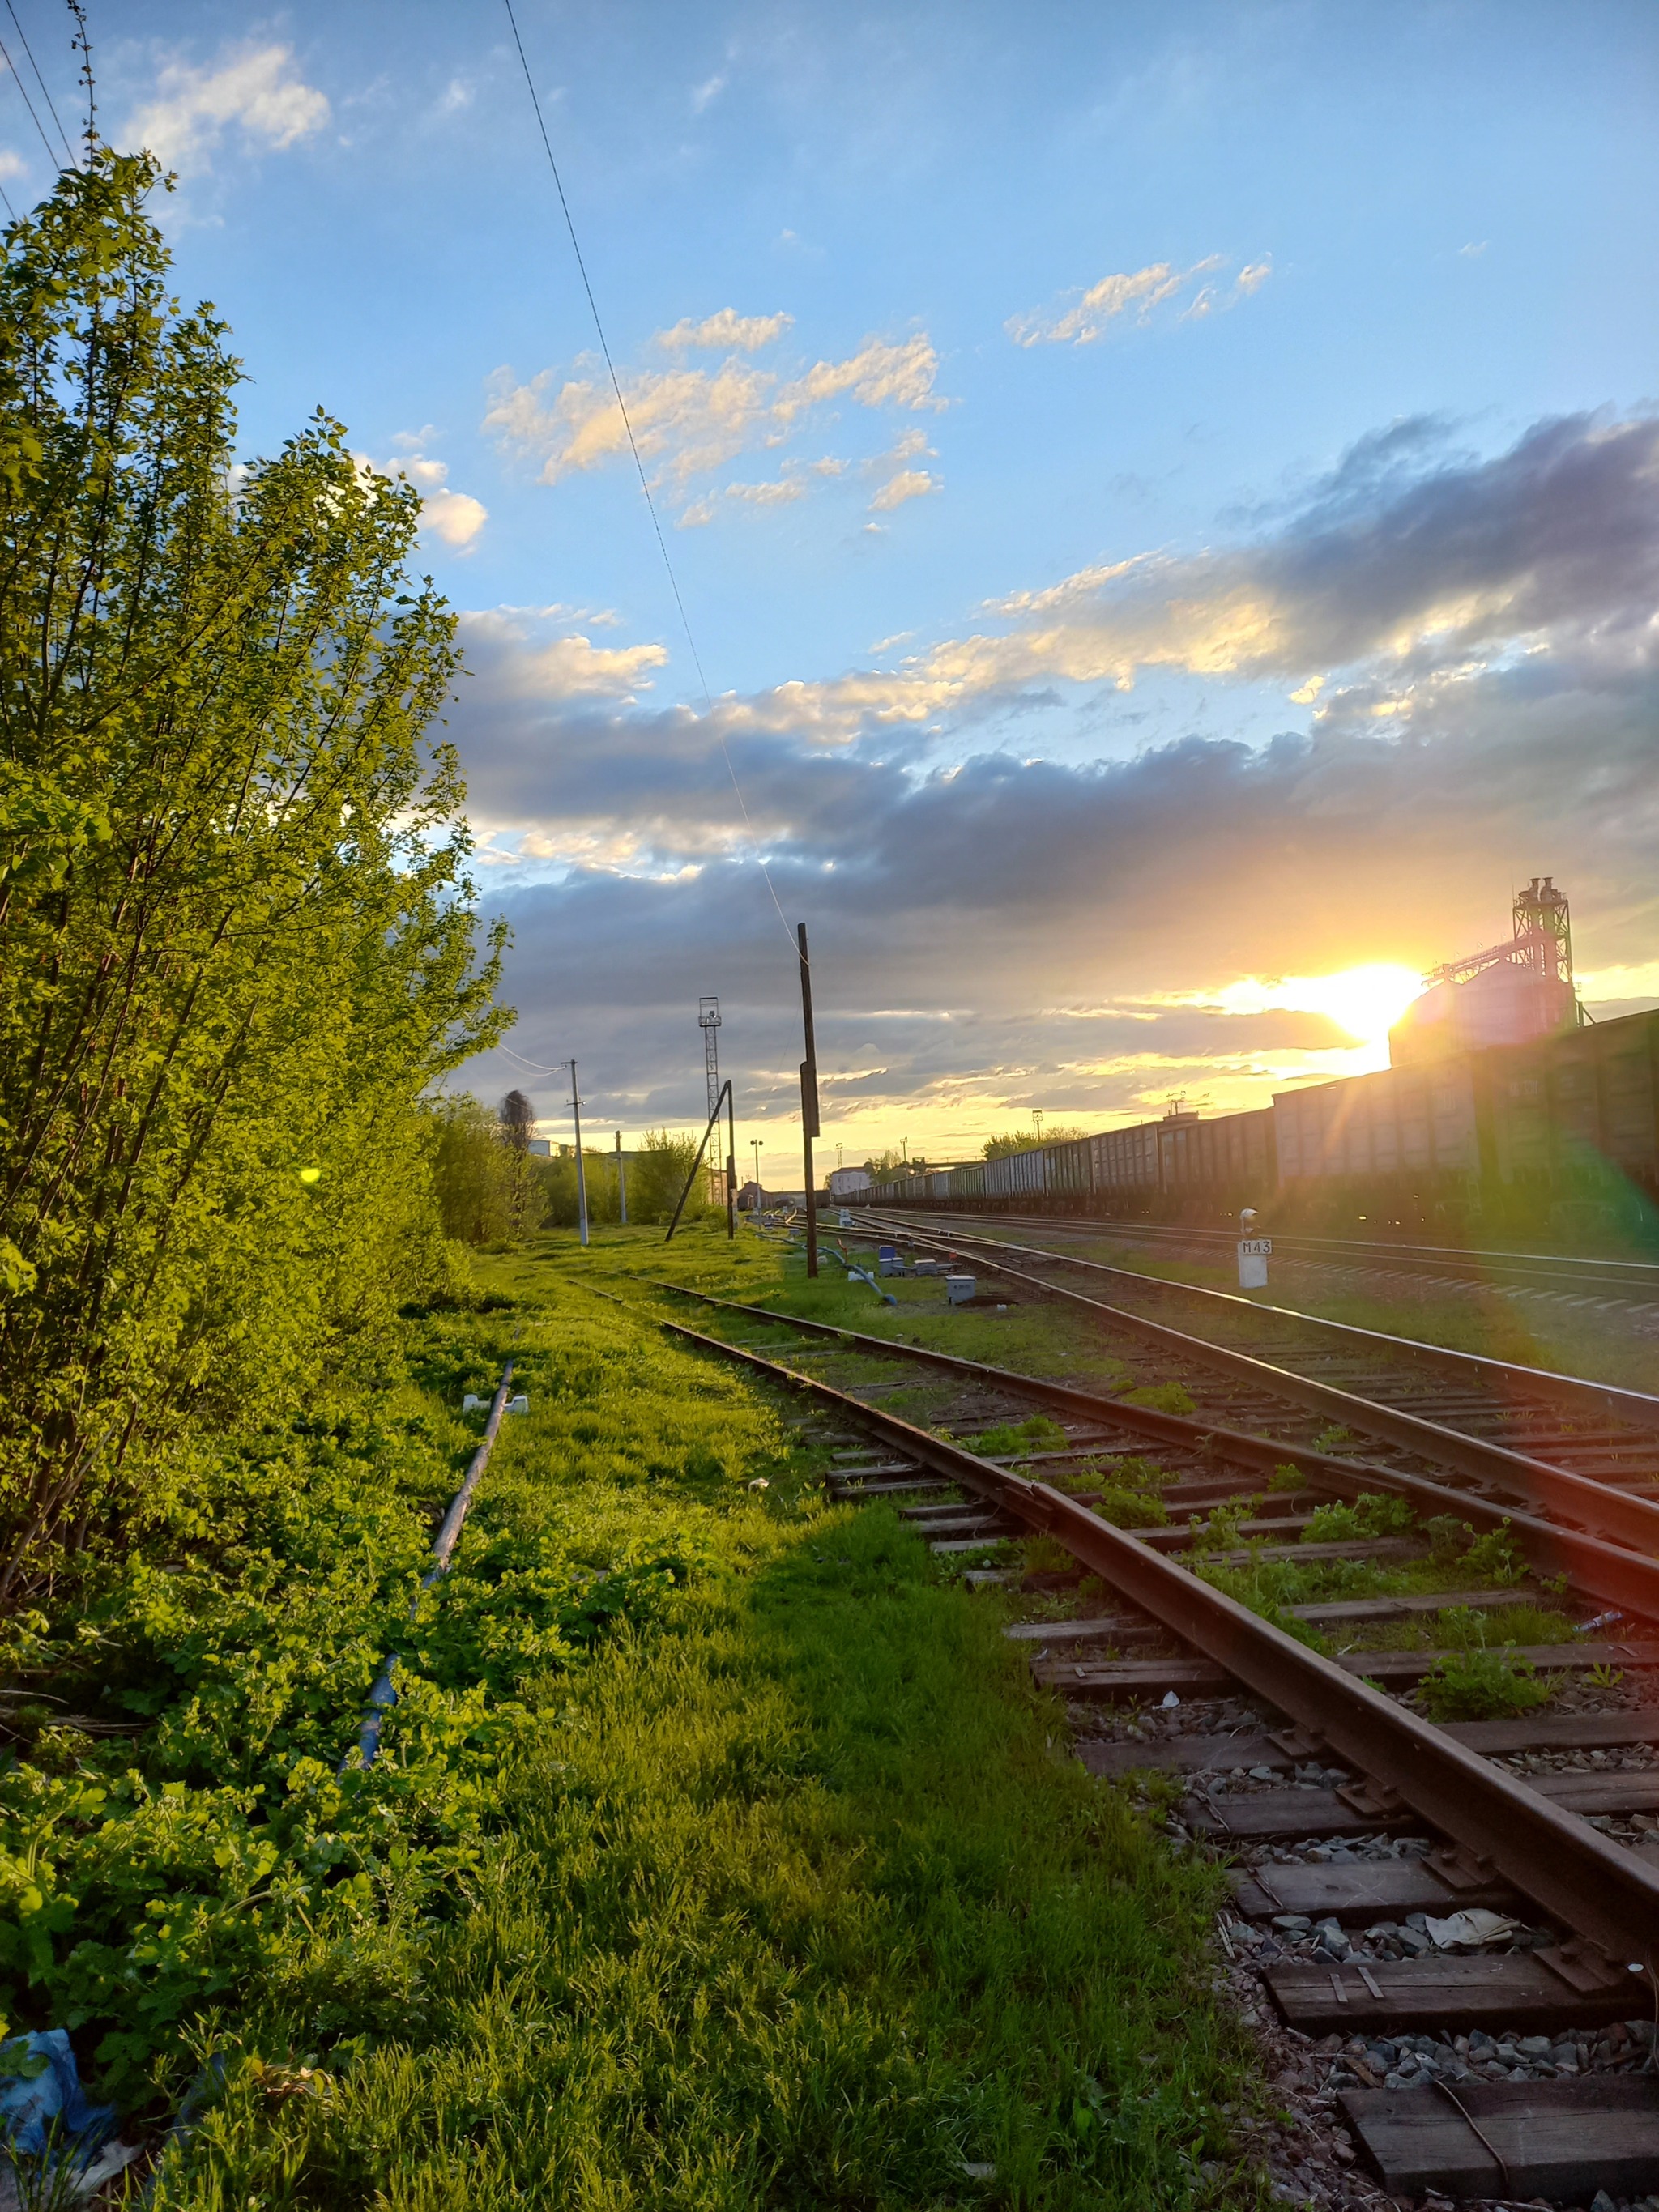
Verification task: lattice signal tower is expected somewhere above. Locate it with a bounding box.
[699,997,722,1202]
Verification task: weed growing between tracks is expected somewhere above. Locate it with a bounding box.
[138,1234,1263,2210]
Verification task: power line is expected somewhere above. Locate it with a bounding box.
[4,2,75,167]
[500,0,797,950]
[0,21,64,173]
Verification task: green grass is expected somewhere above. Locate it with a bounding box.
[995,1225,1659,1398]
[1417,1647,1551,1722]
[143,1235,1265,2209]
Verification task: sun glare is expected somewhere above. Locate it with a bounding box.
[1211,964,1425,1046]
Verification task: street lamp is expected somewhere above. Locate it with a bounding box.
[751,1136,763,1198]
[1034,1109,1044,1143]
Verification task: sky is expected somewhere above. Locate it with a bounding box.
[6,1,1658,1166]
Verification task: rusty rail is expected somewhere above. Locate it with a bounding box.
[875,1209,1659,1436]
[867,1217,1659,1556]
[659,1312,1659,1975]
[648,1281,1659,1619]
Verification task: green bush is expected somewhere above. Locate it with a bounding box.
[1302,1492,1415,1545]
[1418,1645,1550,1722]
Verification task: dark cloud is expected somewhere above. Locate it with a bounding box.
[444,411,1659,1142]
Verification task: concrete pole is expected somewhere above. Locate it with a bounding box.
[616,1129,627,1224]
[569,1061,589,1247]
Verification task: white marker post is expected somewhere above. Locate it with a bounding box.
[1237,1206,1271,1291]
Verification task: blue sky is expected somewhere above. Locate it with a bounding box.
[7,2,1657,1160]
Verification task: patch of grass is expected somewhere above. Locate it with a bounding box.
[1123,1382,1197,1417]
[1417,1646,1550,1722]
[1092,1487,1170,1530]
[1268,1462,1307,1493]
[1301,1492,1416,1545]
[970,1414,1071,1457]
[150,1247,1260,2209]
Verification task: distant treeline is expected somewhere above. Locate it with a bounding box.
[427,1097,710,1242]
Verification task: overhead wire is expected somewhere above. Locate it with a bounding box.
[499,0,798,952]
[4,1,75,167]
[0,19,66,174]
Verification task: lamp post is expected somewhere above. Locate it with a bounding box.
[616,1129,626,1225]
[1034,1109,1044,1143]
[751,1136,763,1200]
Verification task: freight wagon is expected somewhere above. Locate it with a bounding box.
[859,1006,1659,1240]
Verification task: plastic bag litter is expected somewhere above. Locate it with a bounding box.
[0,2033,114,2162]
[1422,1907,1521,1950]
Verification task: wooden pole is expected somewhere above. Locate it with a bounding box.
[726,1082,736,1239]
[798,922,819,1278]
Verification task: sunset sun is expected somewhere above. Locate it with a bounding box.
[1209,963,1426,1048]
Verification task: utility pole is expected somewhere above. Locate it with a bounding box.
[616,1129,626,1225]
[565,1060,589,1247]
[751,1136,763,1200]
[797,922,820,1277]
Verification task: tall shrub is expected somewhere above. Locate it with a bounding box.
[0,156,505,1599]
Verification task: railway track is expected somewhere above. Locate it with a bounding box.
[646,1276,1659,2204]
[863,1212,1659,1535]
[873,1207,1659,1324]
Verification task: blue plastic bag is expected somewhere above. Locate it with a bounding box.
[0,2029,115,2159]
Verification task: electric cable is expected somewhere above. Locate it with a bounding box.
[4,2,75,167]
[498,1040,578,1079]
[0,19,65,172]
[500,0,798,950]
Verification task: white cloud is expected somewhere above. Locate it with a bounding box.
[869,468,937,512]
[485,326,945,517]
[126,44,329,174]
[1008,254,1269,346]
[724,477,807,506]
[655,309,793,353]
[458,607,667,701]
[0,151,26,184]
[690,72,727,113]
[366,443,488,552]
[868,425,938,512]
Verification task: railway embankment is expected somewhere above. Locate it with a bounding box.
[4,1228,1265,2209]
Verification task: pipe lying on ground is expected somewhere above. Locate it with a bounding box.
[348,1362,515,1772]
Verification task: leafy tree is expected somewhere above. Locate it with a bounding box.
[0,155,506,1600]
[429,1096,518,1246]
[983,1125,1093,1159]
[629,1130,707,1225]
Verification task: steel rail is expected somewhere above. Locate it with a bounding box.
[866,1216,1659,1555]
[645,1282,1659,1620]
[657,1311,1659,1975]
[872,1210,1659,1437]
[881,1206,1659,1301]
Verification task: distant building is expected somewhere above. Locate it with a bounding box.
[826,1166,872,1199]
[527,1137,552,1157]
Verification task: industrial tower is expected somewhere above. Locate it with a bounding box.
[699,997,722,1204]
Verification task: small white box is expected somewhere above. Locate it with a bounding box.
[945,1274,975,1305]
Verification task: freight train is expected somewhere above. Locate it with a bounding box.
[863,1005,1659,1241]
